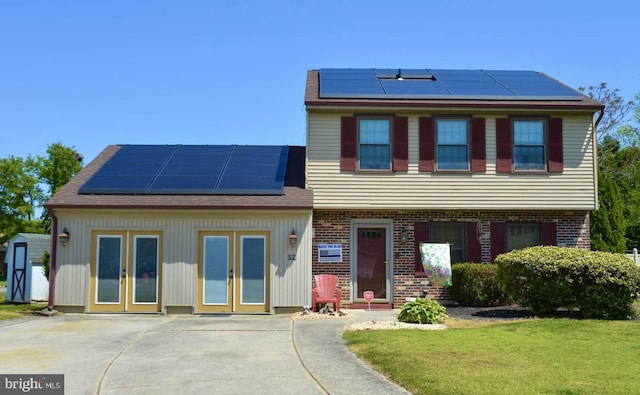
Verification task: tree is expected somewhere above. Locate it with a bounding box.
[39,142,84,197]
[0,156,44,244]
[578,83,635,143]
[38,142,84,232]
[0,142,83,242]
[591,172,626,253]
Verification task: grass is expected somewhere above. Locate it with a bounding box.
[344,319,640,394]
[0,291,48,320]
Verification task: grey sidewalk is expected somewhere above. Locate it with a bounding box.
[0,311,408,395]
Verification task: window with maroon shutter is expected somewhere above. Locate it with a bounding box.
[393,116,409,171]
[414,222,430,273]
[490,222,506,261]
[541,222,557,245]
[418,117,434,172]
[465,222,482,262]
[548,118,563,173]
[340,116,356,171]
[435,118,470,171]
[495,118,512,173]
[471,118,486,172]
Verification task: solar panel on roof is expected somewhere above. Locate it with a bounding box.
[78,144,289,195]
[79,175,155,194]
[318,68,584,100]
[381,80,449,95]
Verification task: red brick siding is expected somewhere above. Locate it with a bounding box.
[312,209,590,308]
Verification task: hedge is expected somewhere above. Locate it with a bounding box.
[450,263,509,306]
[496,246,640,320]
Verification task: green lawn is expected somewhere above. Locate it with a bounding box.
[0,291,48,320]
[344,319,640,395]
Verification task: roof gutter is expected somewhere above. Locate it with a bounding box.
[594,105,606,130]
[47,209,58,311]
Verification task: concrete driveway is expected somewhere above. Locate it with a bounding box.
[0,312,409,395]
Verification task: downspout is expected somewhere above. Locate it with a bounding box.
[48,209,58,311]
[592,106,605,211]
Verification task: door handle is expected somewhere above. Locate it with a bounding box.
[384,260,389,266]
[121,269,127,278]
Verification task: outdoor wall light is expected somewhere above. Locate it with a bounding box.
[400,227,408,243]
[288,229,298,248]
[58,227,70,247]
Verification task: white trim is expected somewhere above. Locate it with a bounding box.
[95,235,123,305]
[131,234,160,305]
[202,235,230,306]
[239,235,267,305]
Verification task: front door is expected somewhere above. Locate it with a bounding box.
[89,230,163,312]
[198,231,270,313]
[355,227,388,301]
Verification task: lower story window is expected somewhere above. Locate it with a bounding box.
[431,222,465,263]
[506,223,540,251]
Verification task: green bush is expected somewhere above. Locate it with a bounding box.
[398,298,448,324]
[496,246,640,320]
[450,263,509,306]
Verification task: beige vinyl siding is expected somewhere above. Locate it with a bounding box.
[307,112,596,210]
[53,209,312,312]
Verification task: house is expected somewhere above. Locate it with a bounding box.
[45,67,603,313]
[305,68,602,307]
[5,233,51,302]
[46,145,312,313]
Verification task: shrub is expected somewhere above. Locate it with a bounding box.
[42,250,50,281]
[496,246,640,320]
[398,298,448,324]
[450,263,509,306]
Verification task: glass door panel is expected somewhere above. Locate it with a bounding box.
[126,231,163,313]
[96,236,123,304]
[203,236,230,304]
[240,236,266,304]
[133,236,159,304]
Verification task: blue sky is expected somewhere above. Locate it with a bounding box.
[1,1,638,164]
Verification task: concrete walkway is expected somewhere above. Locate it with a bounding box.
[0,311,408,395]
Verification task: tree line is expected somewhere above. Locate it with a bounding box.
[584,84,640,252]
[0,142,82,244]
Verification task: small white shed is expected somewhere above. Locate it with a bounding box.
[5,233,51,303]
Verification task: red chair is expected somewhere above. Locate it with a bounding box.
[312,274,342,313]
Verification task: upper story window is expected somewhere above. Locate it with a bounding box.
[513,119,546,171]
[358,118,391,170]
[436,119,469,171]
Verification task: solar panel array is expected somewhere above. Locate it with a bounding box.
[318,68,583,100]
[79,145,289,195]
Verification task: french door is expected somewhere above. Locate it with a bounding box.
[198,231,270,313]
[89,230,162,312]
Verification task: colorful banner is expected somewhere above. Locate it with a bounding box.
[419,243,452,286]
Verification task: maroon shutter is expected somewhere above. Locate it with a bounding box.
[490,222,506,261]
[419,117,434,172]
[414,222,430,273]
[465,222,482,262]
[496,118,512,173]
[471,117,486,172]
[340,116,357,171]
[393,116,409,171]
[548,118,563,173]
[541,222,558,246]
